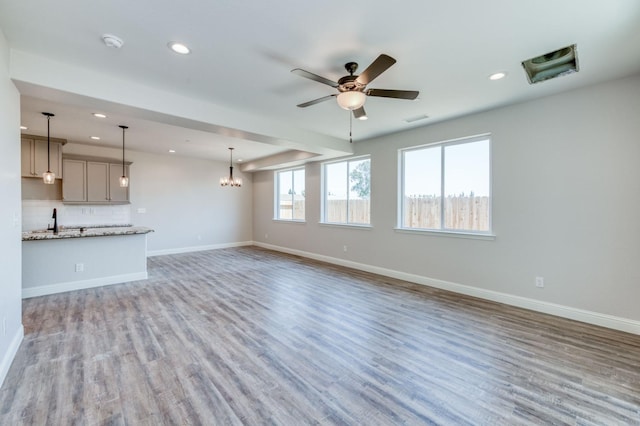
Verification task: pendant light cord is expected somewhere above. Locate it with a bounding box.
[42,112,55,173]
[119,125,128,177]
[46,114,51,171]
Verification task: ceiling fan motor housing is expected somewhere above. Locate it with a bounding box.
[338,75,365,93]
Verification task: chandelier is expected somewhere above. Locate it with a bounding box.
[220,147,242,187]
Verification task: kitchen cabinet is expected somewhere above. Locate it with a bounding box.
[87,161,109,202]
[62,155,131,204]
[61,159,87,202]
[21,135,65,179]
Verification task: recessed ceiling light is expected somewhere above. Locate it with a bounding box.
[168,149,176,153]
[489,72,507,81]
[90,136,100,140]
[168,42,190,55]
[20,125,28,130]
[237,158,243,162]
[93,113,107,118]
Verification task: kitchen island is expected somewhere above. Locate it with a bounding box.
[22,225,154,298]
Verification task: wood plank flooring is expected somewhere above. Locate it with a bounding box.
[1,246,639,425]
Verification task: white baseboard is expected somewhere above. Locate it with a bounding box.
[254,242,640,336]
[22,272,148,299]
[0,325,24,389]
[147,241,253,257]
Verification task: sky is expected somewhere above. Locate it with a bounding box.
[403,139,490,197]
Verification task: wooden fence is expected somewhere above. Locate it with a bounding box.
[280,196,490,230]
[404,195,490,231]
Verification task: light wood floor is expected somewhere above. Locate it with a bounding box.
[1,247,639,425]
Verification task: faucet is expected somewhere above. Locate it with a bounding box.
[47,208,58,234]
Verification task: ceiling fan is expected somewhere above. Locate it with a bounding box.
[291,54,419,120]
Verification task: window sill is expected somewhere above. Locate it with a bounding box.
[394,227,496,241]
[319,222,372,230]
[272,219,306,224]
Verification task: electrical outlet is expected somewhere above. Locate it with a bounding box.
[343,245,348,252]
[75,263,84,273]
[535,276,545,288]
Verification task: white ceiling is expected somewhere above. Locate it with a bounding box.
[2,0,640,167]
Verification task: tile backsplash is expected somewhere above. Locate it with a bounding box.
[22,200,132,231]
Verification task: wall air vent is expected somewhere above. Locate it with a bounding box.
[521,44,578,84]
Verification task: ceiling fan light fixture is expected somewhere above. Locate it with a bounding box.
[337,91,366,111]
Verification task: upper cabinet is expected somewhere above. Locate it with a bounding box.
[62,159,87,202]
[62,155,131,204]
[21,135,66,179]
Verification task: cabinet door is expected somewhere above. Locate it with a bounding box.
[62,159,87,202]
[21,138,35,177]
[87,162,109,202]
[109,163,130,202]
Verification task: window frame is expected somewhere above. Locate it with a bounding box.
[274,166,306,222]
[321,155,372,227]
[398,134,493,236]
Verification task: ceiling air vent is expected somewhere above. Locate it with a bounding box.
[521,44,578,84]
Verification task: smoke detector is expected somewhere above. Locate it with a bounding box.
[522,44,578,84]
[102,34,124,49]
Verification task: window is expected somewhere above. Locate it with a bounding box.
[322,156,370,225]
[400,135,491,233]
[275,168,305,221]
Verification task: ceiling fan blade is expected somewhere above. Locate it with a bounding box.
[296,94,337,108]
[356,54,396,85]
[366,89,419,100]
[291,68,339,88]
[353,107,367,120]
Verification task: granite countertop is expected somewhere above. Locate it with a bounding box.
[22,225,154,241]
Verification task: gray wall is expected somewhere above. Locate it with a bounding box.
[0,28,23,386]
[61,143,254,254]
[253,73,640,325]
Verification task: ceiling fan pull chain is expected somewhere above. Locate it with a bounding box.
[349,112,353,143]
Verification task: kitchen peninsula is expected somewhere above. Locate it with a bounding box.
[22,225,153,298]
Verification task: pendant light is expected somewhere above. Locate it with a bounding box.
[118,125,129,187]
[42,112,56,184]
[220,147,242,187]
